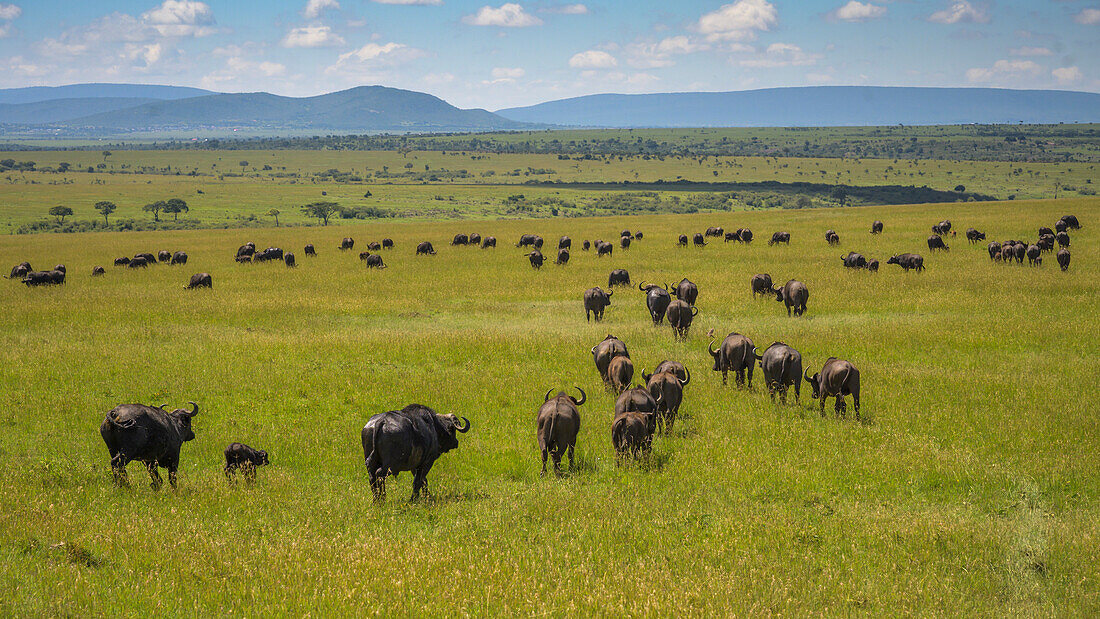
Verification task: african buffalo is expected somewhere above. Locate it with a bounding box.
[634,231,643,240]
[825,230,839,245]
[23,270,65,286]
[705,226,723,237]
[235,255,252,264]
[92,266,106,276]
[526,250,544,269]
[709,333,755,387]
[987,241,1001,261]
[8,262,31,278]
[100,402,198,490]
[416,242,436,256]
[481,236,497,249]
[171,251,187,265]
[651,360,691,386]
[608,269,630,287]
[304,244,316,256]
[592,334,629,381]
[1037,235,1055,252]
[1056,231,1070,248]
[842,252,867,269]
[614,386,658,425]
[113,257,131,266]
[516,234,536,248]
[128,257,149,269]
[360,251,371,261]
[186,273,212,289]
[932,224,946,236]
[368,242,382,251]
[1026,244,1041,266]
[1059,215,1080,230]
[158,250,171,263]
[751,273,774,297]
[639,282,672,325]
[254,247,283,262]
[1013,243,1026,264]
[452,233,469,246]
[341,238,354,251]
[607,355,635,394]
[1038,226,1055,239]
[887,253,924,272]
[724,232,739,242]
[755,342,802,403]
[284,253,296,268]
[620,230,632,239]
[620,236,632,250]
[556,249,570,265]
[769,231,791,246]
[1057,248,1070,271]
[365,253,386,269]
[224,443,269,483]
[533,236,544,249]
[645,370,687,431]
[966,228,986,243]
[678,234,689,247]
[382,238,394,249]
[666,299,697,340]
[612,410,653,459]
[739,229,753,243]
[469,233,482,246]
[675,278,699,306]
[537,388,585,475]
[805,359,861,418]
[866,259,879,272]
[361,404,470,501]
[693,233,707,247]
[596,241,613,257]
[135,253,157,264]
[559,236,571,250]
[775,280,809,317]
[237,243,256,258]
[584,286,613,322]
[927,235,948,251]
[582,240,591,251]
[870,220,884,234]
[938,220,952,234]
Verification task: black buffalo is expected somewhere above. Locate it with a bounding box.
[556,249,570,265]
[987,241,1001,261]
[559,236,571,250]
[775,279,809,316]
[481,236,497,249]
[887,253,924,272]
[235,255,252,264]
[751,273,774,297]
[644,370,687,432]
[966,228,986,243]
[284,253,296,268]
[639,282,671,325]
[633,231,643,240]
[842,252,867,269]
[1056,231,1070,248]
[1013,243,1026,264]
[128,257,149,269]
[469,233,482,246]
[927,235,948,251]
[452,233,469,246]
[805,359,861,418]
[582,240,591,251]
[675,277,698,306]
[186,273,212,289]
[769,231,791,246]
[1026,244,1041,266]
[135,253,157,264]
[608,269,630,287]
[1058,215,1080,230]
[23,270,66,286]
[705,226,723,237]
[341,238,354,251]
[620,236,632,250]
[592,334,629,382]
[171,251,188,265]
[237,243,256,258]
[533,236,544,249]
[304,244,316,256]
[866,259,879,272]
[724,231,739,242]
[584,286,613,322]
[8,261,31,278]
[870,220,884,234]
[114,257,131,266]
[709,333,755,387]
[607,355,635,394]
[537,388,585,475]
[678,234,689,247]
[361,404,470,501]
[100,402,198,490]
[739,228,753,243]
[1057,248,1071,271]
[825,230,840,245]
[596,241,613,257]
[651,360,691,386]
[365,253,386,269]
[416,242,436,255]
[224,443,269,483]
[693,233,707,247]
[92,266,106,276]
[516,234,537,248]
[1038,226,1055,238]
[254,247,283,262]
[526,250,545,269]
[1037,235,1055,252]
[158,250,172,263]
[755,342,802,403]
[666,299,697,340]
[368,242,382,251]
[382,238,394,249]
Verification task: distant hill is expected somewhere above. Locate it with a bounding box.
[496,86,1100,127]
[0,83,214,105]
[0,97,159,124]
[5,86,530,136]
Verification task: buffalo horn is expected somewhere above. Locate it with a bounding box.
[572,387,586,406]
[545,388,555,402]
[638,281,648,291]
[456,416,471,433]
[186,401,199,417]
[708,340,719,357]
[690,306,699,317]
[681,366,691,386]
[804,369,814,383]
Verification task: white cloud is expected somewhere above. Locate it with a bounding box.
[1010,46,1052,57]
[141,0,217,37]
[492,66,525,78]
[626,36,708,68]
[928,2,988,25]
[281,25,345,48]
[462,3,543,27]
[696,0,778,42]
[123,42,163,66]
[326,41,427,74]
[1052,66,1082,84]
[0,3,20,20]
[831,1,885,23]
[201,56,287,88]
[303,0,340,18]
[372,0,442,4]
[604,71,659,87]
[541,3,587,14]
[966,59,1043,82]
[422,72,455,85]
[739,42,821,67]
[1074,9,1100,25]
[569,49,617,69]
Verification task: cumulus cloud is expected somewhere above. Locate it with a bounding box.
[696,0,778,42]
[326,42,427,74]
[463,3,543,26]
[928,1,988,25]
[1074,9,1100,25]
[372,0,442,4]
[1052,66,1082,84]
[1010,46,1052,57]
[0,3,21,21]
[492,66,525,78]
[966,59,1043,82]
[541,3,587,14]
[201,56,287,88]
[831,1,885,23]
[123,42,163,66]
[141,0,217,37]
[303,0,340,19]
[568,49,617,69]
[738,42,821,67]
[281,25,345,48]
[626,36,708,68]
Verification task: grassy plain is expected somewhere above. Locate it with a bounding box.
[0,196,1097,614]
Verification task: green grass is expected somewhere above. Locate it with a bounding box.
[0,196,1097,614]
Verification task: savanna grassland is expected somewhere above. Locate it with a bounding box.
[0,194,1097,614]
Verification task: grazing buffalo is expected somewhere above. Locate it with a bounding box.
[23,270,66,286]
[705,226,723,237]
[593,241,612,257]
[608,269,630,287]
[341,238,354,251]
[620,229,632,239]
[1037,235,1055,252]
[584,286,613,322]
[592,334,629,381]
[870,220,884,234]
[607,355,635,394]
[254,247,284,262]
[171,251,188,265]
[724,232,739,242]
[360,404,470,501]
[359,251,372,261]
[1026,244,1041,266]
[451,233,469,246]
[739,228,753,243]
[639,282,671,325]
[1013,243,1026,264]
[235,255,252,264]
[481,236,497,249]
[526,250,545,269]
[693,233,707,247]
[367,242,382,251]
[533,236,545,250]
[645,370,687,431]
[966,228,986,243]
[8,262,31,278]
[1058,215,1080,230]
[582,240,591,251]
[559,236,571,250]
[987,241,1001,261]
[932,224,946,236]
[887,253,924,272]
[1057,248,1071,271]
[775,280,809,317]
[651,360,691,386]
[537,388,585,475]
[469,233,482,246]
[1038,226,1055,239]
[1056,231,1070,248]
[237,242,256,258]
[666,299,697,340]
[675,278,699,306]
[556,249,570,265]
[842,252,867,269]
[866,259,879,272]
[92,266,106,276]
[128,257,149,269]
[938,220,952,234]
[755,342,802,403]
[709,333,755,387]
[186,273,212,289]
[158,250,172,263]
[806,359,861,418]
[620,236,632,250]
[769,231,791,246]
[284,253,296,268]
[365,253,386,269]
[825,230,840,245]
[114,257,131,267]
[100,402,198,490]
[516,234,537,248]
[304,244,316,256]
[634,231,643,240]
[135,253,157,264]
[927,235,948,251]
[751,273,774,297]
[382,238,394,249]
[224,443,269,483]
[678,234,689,247]
[416,242,436,256]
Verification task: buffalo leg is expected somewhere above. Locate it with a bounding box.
[722,369,728,385]
[224,463,237,482]
[110,453,131,487]
[835,397,846,417]
[244,463,256,484]
[586,309,591,322]
[551,448,563,476]
[820,398,827,418]
[369,472,385,501]
[541,448,549,475]
[146,462,163,491]
[746,364,754,389]
[852,390,860,420]
[567,444,575,472]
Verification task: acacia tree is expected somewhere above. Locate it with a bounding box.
[267,208,281,227]
[143,200,165,222]
[300,201,339,226]
[48,205,73,223]
[239,161,249,173]
[102,150,112,163]
[94,201,116,225]
[163,198,189,221]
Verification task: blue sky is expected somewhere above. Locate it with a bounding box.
[0,0,1096,109]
